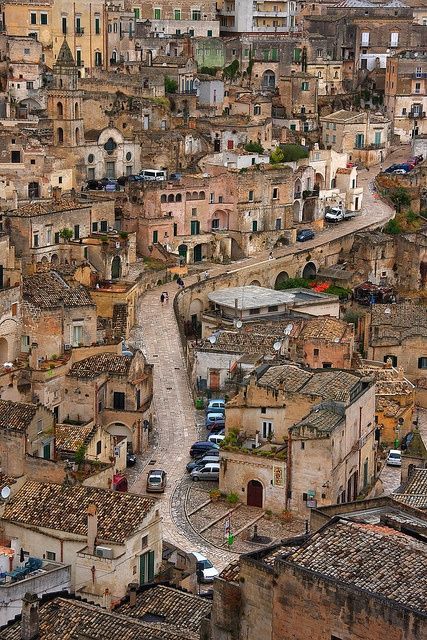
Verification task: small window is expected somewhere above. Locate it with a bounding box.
[141,535,148,548]
[384,354,397,367]
[96,440,102,455]
[126,151,132,161]
[249,308,260,315]
[314,348,319,356]
[33,233,39,247]
[30,12,37,24]
[11,150,21,163]
[46,551,56,561]
[24,48,30,55]
[272,187,278,199]
[261,407,267,414]
[418,357,427,369]
[92,222,98,232]
[11,303,18,317]
[301,441,305,450]
[174,9,181,19]
[248,190,254,202]
[26,81,34,90]
[88,153,95,163]
[40,12,48,24]
[192,207,197,216]
[95,15,100,34]
[30,159,35,165]
[37,419,43,433]
[268,305,278,312]
[100,220,108,232]
[301,81,309,91]
[322,362,332,368]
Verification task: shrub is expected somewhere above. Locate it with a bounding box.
[74,444,86,466]
[226,492,239,504]
[270,144,309,164]
[384,218,402,235]
[245,141,264,154]
[164,76,178,94]
[59,228,73,242]
[276,276,311,290]
[200,66,219,76]
[223,59,239,80]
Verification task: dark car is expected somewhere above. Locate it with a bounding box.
[169,172,182,181]
[126,452,137,467]
[195,447,220,459]
[190,441,220,458]
[296,229,315,242]
[86,179,103,190]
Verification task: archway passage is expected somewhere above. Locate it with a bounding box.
[262,70,276,90]
[302,199,315,222]
[178,244,188,263]
[193,244,203,263]
[250,280,261,286]
[247,480,263,508]
[302,262,316,279]
[111,255,122,279]
[275,271,289,289]
[0,337,8,362]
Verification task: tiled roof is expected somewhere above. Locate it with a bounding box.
[23,272,94,309]
[219,560,240,583]
[0,597,195,640]
[291,407,345,434]
[12,198,89,217]
[393,494,427,509]
[0,473,16,492]
[393,468,427,511]
[298,316,352,342]
[117,585,211,632]
[68,353,132,379]
[287,519,427,613]
[370,303,427,344]
[257,365,362,402]
[0,399,38,432]
[3,481,156,544]
[55,423,98,452]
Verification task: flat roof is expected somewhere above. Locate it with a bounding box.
[208,286,294,310]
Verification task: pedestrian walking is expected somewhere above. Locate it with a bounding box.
[164,291,169,303]
[160,293,165,306]
[177,277,184,289]
[269,251,274,260]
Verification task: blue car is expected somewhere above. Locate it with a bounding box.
[297,229,315,242]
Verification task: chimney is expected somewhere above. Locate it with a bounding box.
[128,582,138,607]
[87,503,98,555]
[21,593,39,640]
[29,343,39,371]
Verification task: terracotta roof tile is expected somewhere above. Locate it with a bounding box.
[0,399,38,432]
[55,423,98,453]
[12,197,89,218]
[3,481,156,544]
[68,353,132,379]
[23,272,94,309]
[117,585,211,632]
[219,559,240,583]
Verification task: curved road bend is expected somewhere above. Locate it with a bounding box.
[129,156,402,566]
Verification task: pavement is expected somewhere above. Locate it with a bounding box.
[128,148,409,566]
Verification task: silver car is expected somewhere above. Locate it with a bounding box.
[191,462,220,482]
[146,469,167,492]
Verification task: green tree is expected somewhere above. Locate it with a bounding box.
[59,228,73,242]
[164,76,178,94]
[383,218,401,235]
[390,187,410,213]
[245,141,264,154]
[223,59,239,80]
[270,146,286,164]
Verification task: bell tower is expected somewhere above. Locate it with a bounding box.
[48,39,84,147]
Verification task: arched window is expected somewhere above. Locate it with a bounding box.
[57,101,63,117]
[57,127,64,144]
[74,102,79,118]
[175,193,182,202]
[160,194,167,203]
[199,191,205,199]
[167,194,174,202]
[75,127,80,145]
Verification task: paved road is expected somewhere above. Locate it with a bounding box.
[128,149,408,565]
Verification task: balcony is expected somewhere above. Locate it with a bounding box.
[75,27,84,36]
[409,111,426,119]
[355,142,386,150]
[294,191,302,199]
[303,188,319,199]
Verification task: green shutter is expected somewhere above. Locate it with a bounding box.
[139,553,146,585]
[148,550,155,581]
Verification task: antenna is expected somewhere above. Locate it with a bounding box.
[209,334,217,344]
[284,323,293,336]
[273,341,282,352]
[1,486,11,500]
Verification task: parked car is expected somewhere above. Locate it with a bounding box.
[205,412,225,429]
[208,433,225,445]
[196,447,220,459]
[126,452,137,467]
[325,208,345,223]
[206,399,226,414]
[86,179,103,190]
[190,441,220,458]
[296,229,315,242]
[191,551,219,583]
[386,449,401,467]
[146,469,167,492]
[191,462,220,481]
[186,455,220,473]
[392,169,408,175]
[169,172,182,181]
[384,164,401,173]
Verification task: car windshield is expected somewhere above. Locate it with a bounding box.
[389,452,400,459]
[149,476,162,483]
[202,559,213,569]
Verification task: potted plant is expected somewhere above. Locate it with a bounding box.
[210,489,221,502]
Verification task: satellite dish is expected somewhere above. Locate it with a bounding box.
[3,362,13,368]
[209,335,217,344]
[1,486,11,500]
[235,320,243,329]
[284,323,293,336]
[273,341,282,352]
[384,307,391,314]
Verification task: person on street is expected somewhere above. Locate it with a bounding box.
[269,251,274,260]
[160,293,165,305]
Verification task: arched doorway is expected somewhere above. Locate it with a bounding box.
[193,244,203,263]
[111,255,122,279]
[247,480,263,507]
[315,172,324,191]
[230,238,244,260]
[302,262,317,279]
[28,182,39,199]
[51,254,59,267]
[262,70,276,90]
[0,337,8,362]
[302,200,315,222]
[420,261,427,288]
[250,280,261,286]
[275,271,289,289]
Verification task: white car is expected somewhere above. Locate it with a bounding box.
[208,433,225,445]
[191,551,219,583]
[325,208,344,223]
[392,169,407,175]
[386,449,401,466]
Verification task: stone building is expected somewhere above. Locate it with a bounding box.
[220,364,377,515]
[0,34,46,115]
[62,350,153,453]
[277,71,319,134]
[0,399,55,476]
[22,271,97,361]
[0,232,21,362]
[136,0,219,37]
[210,516,427,640]
[1,481,162,604]
[320,109,391,167]
[385,50,427,143]
[217,0,298,33]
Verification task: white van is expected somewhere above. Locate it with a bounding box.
[139,169,167,182]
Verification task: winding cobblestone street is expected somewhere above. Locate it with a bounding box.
[128,151,407,567]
